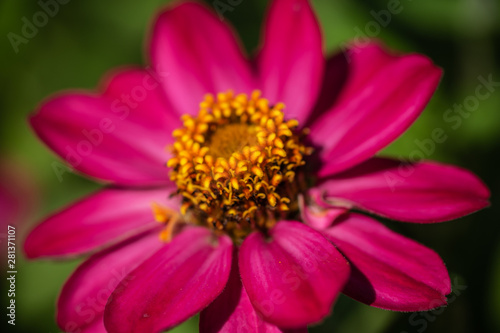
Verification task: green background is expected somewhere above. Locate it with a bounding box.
[0,0,499,332]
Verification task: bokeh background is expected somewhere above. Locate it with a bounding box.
[1,0,499,332]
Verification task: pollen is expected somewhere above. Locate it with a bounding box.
[167,90,312,240]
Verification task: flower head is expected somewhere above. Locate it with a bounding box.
[25,1,490,332]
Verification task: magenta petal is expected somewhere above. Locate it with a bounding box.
[323,213,451,311]
[312,157,490,223]
[104,226,233,333]
[75,320,107,333]
[151,2,256,117]
[200,250,307,333]
[57,231,164,333]
[24,186,178,258]
[258,0,324,124]
[304,53,349,127]
[309,42,442,175]
[299,194,348,230]
[30,68,179,186]
[239,221,350,328]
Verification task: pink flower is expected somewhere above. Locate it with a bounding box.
[25,1,490,332]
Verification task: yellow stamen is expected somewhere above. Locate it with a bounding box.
[151,203,181,242]
[166,90,311,239]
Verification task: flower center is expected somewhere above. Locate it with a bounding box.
[166,90,311,241]
[207,123,258,159]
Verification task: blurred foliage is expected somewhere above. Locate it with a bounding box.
[0,0,499,332]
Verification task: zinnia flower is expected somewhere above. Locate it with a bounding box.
[25,0,490,332]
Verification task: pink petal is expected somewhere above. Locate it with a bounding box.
[258,0,324,124]
[323,213,451,311]
[77,320,107,333]
[298,194,348,230]
[57,230,164,333]
[150,2,256,117]
[24,186,178,258]
[239,221,350,328]
[308,41,442,176]
[200,250,307,333]
[104,226,233,333]
[312,157,490,223]
[304,53,349,127]
[30,68,179,186]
